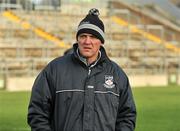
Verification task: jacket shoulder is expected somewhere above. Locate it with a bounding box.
[109,60,128,81]
[42,54,72,75]
[49,54,72,66]
[109,60,125,74]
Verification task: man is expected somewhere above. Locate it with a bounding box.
[28,8,136,131]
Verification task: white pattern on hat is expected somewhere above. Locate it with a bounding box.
[89,8,100,16]
[77,23,105,40]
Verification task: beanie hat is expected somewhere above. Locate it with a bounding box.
[76,8,105,43]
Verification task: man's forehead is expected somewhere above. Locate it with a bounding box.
[79,33,94,37]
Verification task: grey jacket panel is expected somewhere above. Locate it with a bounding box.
[28,44,136,131]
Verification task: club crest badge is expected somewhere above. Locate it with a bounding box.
[104,75,115,88]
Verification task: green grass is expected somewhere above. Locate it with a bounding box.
[134,85,180,131]
[0,85,180,131]
[0,91,31,131]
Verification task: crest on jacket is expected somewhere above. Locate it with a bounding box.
[104,75,115,88]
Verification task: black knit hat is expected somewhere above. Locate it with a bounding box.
[76,8,105,44]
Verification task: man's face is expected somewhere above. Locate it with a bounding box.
[77,33,102,62]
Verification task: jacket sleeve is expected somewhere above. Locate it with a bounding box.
[115,76,137,131]
[27,68,55,131]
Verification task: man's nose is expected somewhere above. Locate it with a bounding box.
[84,36,91,44]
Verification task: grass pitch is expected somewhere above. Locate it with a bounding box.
[0,91,31,131]
[0,85,180,131]
[134,85,180,131]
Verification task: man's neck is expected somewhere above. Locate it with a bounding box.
[77,49,101,66]
[86,53,99,65]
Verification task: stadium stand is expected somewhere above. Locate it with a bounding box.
[0,0,179,90]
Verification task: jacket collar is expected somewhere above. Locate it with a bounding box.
[76,47,101,67]
[72,43,110,67]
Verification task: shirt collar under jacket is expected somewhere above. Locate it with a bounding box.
[76,48,101,67]
[72,43,110,67]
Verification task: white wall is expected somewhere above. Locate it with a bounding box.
[5,74,173,91]
[6,76,35,91]
[178,74,180,85]
[128,74,168,87]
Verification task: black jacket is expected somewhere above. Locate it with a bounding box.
[28,44,136,131]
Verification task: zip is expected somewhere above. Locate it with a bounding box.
[88,68,91,76]
[87,63,95,77]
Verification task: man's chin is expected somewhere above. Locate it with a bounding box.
[81,53,92,58]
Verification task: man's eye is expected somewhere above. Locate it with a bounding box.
[80,35,86,38]
[91,35,98,39]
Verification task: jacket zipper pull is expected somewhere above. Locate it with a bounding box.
[88,68,91,76]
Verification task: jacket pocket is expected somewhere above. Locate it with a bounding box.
[95,82,119,112]
[56,90,72,107]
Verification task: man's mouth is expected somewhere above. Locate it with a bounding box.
[83,47,91,50]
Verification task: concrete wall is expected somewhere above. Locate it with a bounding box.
[128,74,168,87]
[178,75,180,85]
[0,78,4,89]
[6,76,35,91]
[4,74,180,91]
